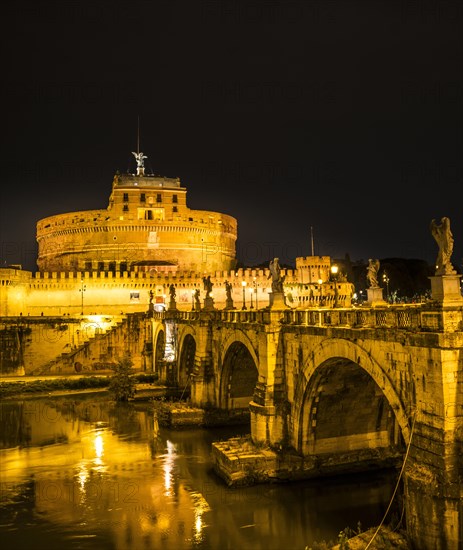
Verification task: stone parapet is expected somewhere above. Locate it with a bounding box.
[430,275,463,306]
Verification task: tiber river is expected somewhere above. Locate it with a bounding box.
[0,394,400,550]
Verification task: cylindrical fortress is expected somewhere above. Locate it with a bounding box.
[37,171,237,273]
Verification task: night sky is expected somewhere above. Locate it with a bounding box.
[1,0,462,272]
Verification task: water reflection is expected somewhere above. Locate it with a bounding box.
[0,395,400,549]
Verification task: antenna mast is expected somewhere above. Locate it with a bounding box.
[310,226,315,256]
[137,115,140,154]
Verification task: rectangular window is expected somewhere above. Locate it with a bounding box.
[172,206,178,213]
[172,194,178,203]
[130,292,140,301]
[145,210,153,220]
[140,193,146,202]
[123,204,129,212]
[156,193,162,203]
[85,261,92,271]
[123,193,129,202]
[98,261,105,272]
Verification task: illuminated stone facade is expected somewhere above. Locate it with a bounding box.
[1,158,353,317]
[0,264,355,317]
[36,171,237,273]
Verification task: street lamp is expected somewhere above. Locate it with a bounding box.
[79,279,86,315]
[250,288,254,309]
[242,280,247,309]
[383,272,390,302]
[253,277,258,310]
[330,264,339,308]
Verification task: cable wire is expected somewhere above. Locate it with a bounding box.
[364,410,417,549]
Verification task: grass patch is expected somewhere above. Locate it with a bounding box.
[0,376,111,398]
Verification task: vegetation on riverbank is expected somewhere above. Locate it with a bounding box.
[0,373,159,399]
[108,357,136,401]
[307,524,410,549]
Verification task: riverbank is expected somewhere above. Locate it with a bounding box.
[330,525,410,549]
[0,373,175,400]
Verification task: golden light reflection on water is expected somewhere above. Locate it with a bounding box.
[1,400,220,548]
[163,439,176,497]
[94,433,104,459]
[77,462,89,490]
[0,398,395,549]
[191,490,211,544]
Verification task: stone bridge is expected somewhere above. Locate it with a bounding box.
[154,283,463,550]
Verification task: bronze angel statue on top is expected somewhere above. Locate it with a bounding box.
[132,151,147,168]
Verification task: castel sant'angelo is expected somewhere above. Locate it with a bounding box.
[0,151,352,316]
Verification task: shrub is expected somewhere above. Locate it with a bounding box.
[108,355,136,402]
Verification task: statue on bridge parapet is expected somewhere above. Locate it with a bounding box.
[268,257,288,309]
[268,257,285,293]
[366,259,386,306]
[168,283,177,310]
[202,275,215,310]
[147,289,154,316]
[429,216,462,304]
[194,289,201,311]
[224,280,234,310]
[430,217,456,276]
[202,275,213,295]
[366,258,380,288]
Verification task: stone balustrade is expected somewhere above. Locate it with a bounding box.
[167,303,462,333]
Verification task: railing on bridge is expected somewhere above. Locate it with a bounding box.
[281,306,425,330]
[160,304,450,332]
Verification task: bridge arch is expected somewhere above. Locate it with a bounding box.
[219,330,259,411]
[293,338,410,459]
[177,326,198,386]
[154,327,165,373]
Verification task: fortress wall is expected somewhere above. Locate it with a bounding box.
[1,268,300,316]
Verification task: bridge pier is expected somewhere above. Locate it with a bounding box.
[249,399,287,447]
[403,403,463,549]
[405,471,461,549]
[189,323,216,407]
[249,311,289,447]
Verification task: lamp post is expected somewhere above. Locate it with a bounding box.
[253,277,258,310]
[242,280,247,309]
[383,272,390,302]
[330,264,339,308]
[79,279,86,315]
[250,288,254,309]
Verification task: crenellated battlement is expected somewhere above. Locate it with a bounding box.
[30,268,298,285]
